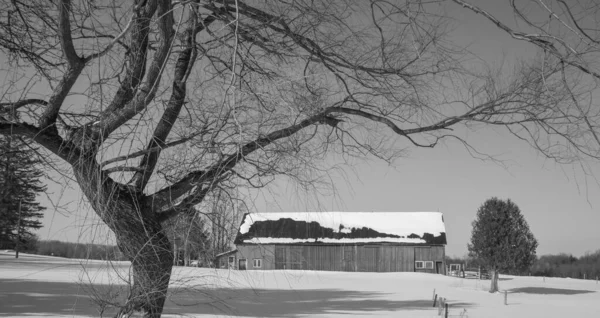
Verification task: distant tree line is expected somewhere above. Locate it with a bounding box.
[446,249,600,280]
[35,240,127,261]
[530,251,600,279]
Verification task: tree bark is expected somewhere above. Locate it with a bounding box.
[183,234,190,267]
[119,232,172,318]
[73,162,173,317]
[490,269,499,293]
[173,241,178,266]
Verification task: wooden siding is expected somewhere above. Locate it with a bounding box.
[225,245,276,270]
[414,246,445,274]
[246,244,444,272]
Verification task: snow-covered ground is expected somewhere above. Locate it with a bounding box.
[1,251,598,317]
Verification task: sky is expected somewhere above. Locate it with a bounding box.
[30,0,600,258]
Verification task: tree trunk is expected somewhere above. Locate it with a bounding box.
[184,239,189,267]
[490,269,499,293]
[117,228,173,318]
[73,163,173,317]
[173,241,178,266]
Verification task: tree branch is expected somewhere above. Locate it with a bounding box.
[38,0,84,132]
[83,15,135,63]
[451,0,600,80]
[92,0,159,137]
[329,107,464,148]
[99,132,205,168]
[222,2,419,77]
[131,5,216,190]
[150,110,334,209]
[0,99,48,115]
[105,166,144,174]
[57,0,80,66]
[0,121,80,163]
[156,173,230,223]
[150,100,497,211]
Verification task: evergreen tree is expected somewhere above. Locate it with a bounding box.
[468,197,538,293]
[0,135,46,250]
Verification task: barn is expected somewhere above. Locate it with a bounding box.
[215,212,447,273]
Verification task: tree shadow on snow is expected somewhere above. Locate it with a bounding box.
[0,278,477,317]
[0,279,124,317]
[509,287,595,295]
[168,287,476,317]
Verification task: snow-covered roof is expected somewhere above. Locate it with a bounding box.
[215,249,237,258]
[234,212,446,245]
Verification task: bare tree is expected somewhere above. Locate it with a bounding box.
[163,207,209,266]
[1,0,599,317]
[204,189,244,261]
[452,0,600,163]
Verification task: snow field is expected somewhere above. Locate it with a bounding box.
[1,252,598,317]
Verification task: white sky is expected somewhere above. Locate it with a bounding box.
[32,0,600,258]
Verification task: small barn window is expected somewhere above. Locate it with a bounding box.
[253,259,262,268]
[228,256,235,263]
[415,261,434,269]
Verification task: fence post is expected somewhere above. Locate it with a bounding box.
[15,200,22,259]
[433,289,436,300]
[433,294,437,307]
[504,290,507,305]
[445,303,449,318]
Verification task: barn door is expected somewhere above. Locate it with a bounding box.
[275,246,286,269]
[342,246,356,271]
[436,261,443,274]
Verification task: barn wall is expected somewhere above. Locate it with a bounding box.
[414,246,445,274]
[216,255,226,268]
[236,245,276,270]
[215,252,237,269]
[376,245,416,272]
[312,245,418,272]
[236,244,445,272]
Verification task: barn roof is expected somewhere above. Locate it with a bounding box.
[234,212,446,245]
[215,249,237,258]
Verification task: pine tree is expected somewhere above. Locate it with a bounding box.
[0,135,46,251]
[468,197,538,293]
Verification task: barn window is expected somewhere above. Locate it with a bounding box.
[228,256,235,263]
[415,261,434,269]
[253,259,263,268]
